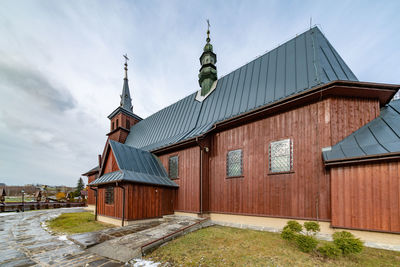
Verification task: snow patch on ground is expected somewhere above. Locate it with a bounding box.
[128,259,161,267]
[58,235,68,241]
[0,212,15,217]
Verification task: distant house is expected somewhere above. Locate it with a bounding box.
[84,27,400,240]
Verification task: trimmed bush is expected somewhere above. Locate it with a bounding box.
[304,221,320,235]
[285,220,303,233]
[333,231,364,255]
[295,234,318,253]
[281,228,297,241]
[317,243,342,259]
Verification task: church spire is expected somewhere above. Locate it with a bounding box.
[120,54,133,111]
[198,20,217,96]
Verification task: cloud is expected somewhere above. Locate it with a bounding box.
[0,60,76,112]
[0,0,398,187]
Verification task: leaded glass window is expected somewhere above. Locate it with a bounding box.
[226,149,243,177]
[105,186,114,204]
[269,139,293,173]
[169,156,179,179]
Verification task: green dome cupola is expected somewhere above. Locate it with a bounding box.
[198,20,217,97]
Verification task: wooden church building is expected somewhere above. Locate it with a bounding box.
[84,26,400,240]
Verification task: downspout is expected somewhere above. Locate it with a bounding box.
[196,137,203,214]
[90,187,98,221]
[117,182,125,227]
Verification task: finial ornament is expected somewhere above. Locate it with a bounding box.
[123,54,129,79]
[206,19,210,43]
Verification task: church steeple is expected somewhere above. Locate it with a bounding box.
[198,20,217,96]
[107,54,142,143]
[120,54,133,112]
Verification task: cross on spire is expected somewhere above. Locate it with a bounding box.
[206,19,210,43]
[123,54,129,79]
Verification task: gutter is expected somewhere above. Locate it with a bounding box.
[196,137,203,214]
[324,151,400,167]
[152,81,399,155]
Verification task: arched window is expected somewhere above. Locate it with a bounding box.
[111,122,115,130]
[126,119,130,129]
[116,119,119,127]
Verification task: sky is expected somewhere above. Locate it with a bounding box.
[0,0,399,186]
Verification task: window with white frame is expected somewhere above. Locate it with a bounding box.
[226,149,243,177]
[269,139,293,173]
[168,155,179,179]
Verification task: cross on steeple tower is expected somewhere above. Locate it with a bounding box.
[123,54,129,79]
[107,54,142,143]
[120,54,133,112]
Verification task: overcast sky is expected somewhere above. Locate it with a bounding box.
[0,0,399,186]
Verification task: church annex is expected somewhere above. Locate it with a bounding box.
[84,26,400,240]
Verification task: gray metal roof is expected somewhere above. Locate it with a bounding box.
[82,165,100,176]
[125,26,358,151]
[90,140,178,187]
[323,99,400,162]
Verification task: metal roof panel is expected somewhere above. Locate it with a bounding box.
[124,27,359,152]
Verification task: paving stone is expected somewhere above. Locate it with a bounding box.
[0,208,125,266]
[0,257,36,267]
[99,261,124,267]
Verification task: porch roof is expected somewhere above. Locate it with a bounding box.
[323,99,400,164]
[89,140,178,188]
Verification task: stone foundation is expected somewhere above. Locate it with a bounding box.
[209,213,400,251]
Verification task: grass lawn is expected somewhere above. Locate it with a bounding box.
[47,212,115,234]
[5,196,35,202]
[145,226,400,267]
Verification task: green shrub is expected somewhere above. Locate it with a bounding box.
[333,231,364,255]
[281,228,297,241]
[295,234,318,253]
[304,221,320,235]
[317,243,342,259]
[285,220,303,233]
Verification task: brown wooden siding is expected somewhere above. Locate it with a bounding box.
[97,147,175,220]
[331,161,400,233]
[159,146,201,213]
[87,174,98,205]
[102,151,119,174]
[97,183,175,220]
[208,97,379,220]
[329,97,380,144]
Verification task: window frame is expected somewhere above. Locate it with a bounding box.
[168,155,179,179]
[268,138,294,175]
[105,186,114,205]
[226,149,243,178]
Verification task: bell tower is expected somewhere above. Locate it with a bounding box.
[107,54,142,143]
[198,20,218,97]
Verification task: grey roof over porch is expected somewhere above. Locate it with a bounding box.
[89,140,178,187]
[323,99,400,162]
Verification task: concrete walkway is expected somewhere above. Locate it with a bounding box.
[0,208,123,266]
[86,215,211,262]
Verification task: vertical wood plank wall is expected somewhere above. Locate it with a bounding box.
[102,151,119,174]
[207,97,379,220]
[87,174,98,205]
[331,161,400,232]
[159,146,201,213]
[97,184,175,220]
[96,148,175,220]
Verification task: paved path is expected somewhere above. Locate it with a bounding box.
[0,208,123,266]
